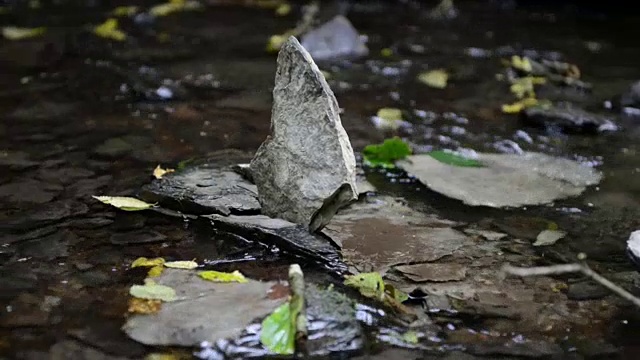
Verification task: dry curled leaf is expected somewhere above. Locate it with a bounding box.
[128,297,162,314]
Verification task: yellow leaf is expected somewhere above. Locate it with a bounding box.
[128,297,162,314]
[417,69,448,89]
[132,257,166,268]
[112,6,138,16]
[93,18,126,41]
[501,97,538,114]
[153,165,175,179]
[129,279,177,302]
[377,108,402,122]
[148,265,164,277]
[92,196,155,211]
[266,34,287,53]
[2,26,46,40]
[149,0,200,17]
[199,270,248,283]
[511,55,532,73]
[380,48,393,57]
[275,3,291,16]
[164,260,198,269]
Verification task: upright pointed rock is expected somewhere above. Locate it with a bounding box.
[250,36,357,232]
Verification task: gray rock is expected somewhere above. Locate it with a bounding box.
[0,178,63,204]
[140,165,260,216]
[301,15,368,61]
[250,36,357,232]
[566,281,609,301]
[620,80,640,109]
[109,229,167,245]
[207,214,346,273]
[123,269,285,347]
[398,152,602,208]
[523,103,617,133]
[0,200,90,232]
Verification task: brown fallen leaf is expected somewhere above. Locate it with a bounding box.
[128,297,162,314]
[153,165,175,179]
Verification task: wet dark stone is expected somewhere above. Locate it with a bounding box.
[14,230,72,260]
[93,135,150,158]
[0,225,58,246]
[87,247,125,265]
[1,200,90,232]
[0,178,63,204]
[109,229,167,245]
[0,293,51,328]
[66,175,113,199]
[111,214,146,231]
[140,165,260,216]
[74,262,95,271]
[7,101,78,122]
[0,271,38,299]
[522,102,617,134]
[566,281,610,301]
[0,151,39,170]
[620,80,640,109]
[68,323,147,358]
[207,214,347,273]
[48,339,131,360]
[67,217,114,230]
[467,339,563,358]
[76,269,115,288]
[37,167,95,186]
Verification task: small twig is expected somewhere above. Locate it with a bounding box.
[501,263,640,309]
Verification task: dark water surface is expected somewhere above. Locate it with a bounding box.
[2,1,640,359]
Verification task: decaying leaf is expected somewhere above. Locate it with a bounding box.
[501,97,539,114]
[260,302,296,355]
[344,272,386,300]
[511,55,532,73]
[427,150,484,167]
[130,279,177,302]
[111,6,138,16]
[92,196,156,211]
[164,260,198,269]
[148,265,164,277]
[153,165,175,179]
[150,0,201,17]
[417,69,448,89]
[199,270,248,283]
[128,297,162,314]
[93,18,126,41]
[533,229,567,247]
[362,137,412,168]
[2,26,46,40]
[132,257,166,268]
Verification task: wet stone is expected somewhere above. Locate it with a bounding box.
[467,339,563,358]
[207,214,346,273]
[67,216,114,229]
[566,280,610,301]
[140,165,260,216]
[13,230,72,260]
[250,36,357,232]
[395,263,467,283]
[301,15,369,61]
[36,167,95,185]
[109,229,167,245]
[0,225,58,246]
[76,269,115,288]
[0,151,39,170]
[0,178,63,204]
[68,323,147,358]
[48,340,131,360]
[0,293,51,328]
[0,270,38,299]
[93,135,150,158]
[523,102,617,134]
[1,200,90,232]
[7,101,78,122]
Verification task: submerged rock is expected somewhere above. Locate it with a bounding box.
[207,214,346,273]
[140,165,260,216]
[523,103,617,133]
[301,15,368,61]
[250,36,357,232]
[398,152,602,208]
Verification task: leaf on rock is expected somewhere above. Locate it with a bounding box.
[427,150,484,167]
[533,229,567,247]
[130,279,177,302]
[199,270,248,283]
[92,18,126,41]
[401,330,419,344]
[2,26,46,40]
[510,55,532,73]
[132,257,166,268]
[128,297,162,314]
[164,260,198,269]
[92,196,156,211]
[344,272,385,300]
[385,283,409,302]
[417,69,448,89]
[363,137,412,168]
[148,265,165,277]
[260,302,296,355]
[153,165,175,179]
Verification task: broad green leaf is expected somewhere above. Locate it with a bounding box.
[344,272,385,300]
[130,279,176,302]
[260,302,295,355]
[92,196,155,211]
[362,137,412,168]
[131,257,165,268]
[417,69,448,89]
[427,150,484,167]
[164,260,198,269]
[199,270,248,283]
[2,26,46,40]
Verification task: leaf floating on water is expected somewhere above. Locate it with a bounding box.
[199,270,248,283]
[164,260,198,269]
[417,69,448,89]
[344,272,385,300]
[128,297,162,314]
[153,165,175,179]
[132,257,166,268]
[401,330,420,344]
[510,55,532,73]
[92,196,156,211]
[2,26,46,40]
[130,279,177,302]
[427,150,484,167]
[363,137,412,168]
[111,6,138,16]
[533,229,567,247]
[147,265,165,277]
[92,18,126,41]
[266,34,287,53]
[260,302,296,355]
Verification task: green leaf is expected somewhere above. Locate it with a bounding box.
[198,270,248,283]
[363,137,412,168]
[164,260,198,269]
[92,196,156,211]
[344,272,386,300]
[417,69,448,89]
[129,279,176,302]
[260,302,296,355]
[427,150,484,167]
